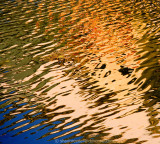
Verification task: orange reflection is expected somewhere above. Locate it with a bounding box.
[27,0,159,143]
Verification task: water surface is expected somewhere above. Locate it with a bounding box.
[0,0,160,144]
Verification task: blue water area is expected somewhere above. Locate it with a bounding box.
[0,100,82,144]
[3,70,9,73]
[0,120,82,144]
[9,91,16,94]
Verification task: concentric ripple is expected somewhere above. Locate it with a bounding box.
[0,0,160,144]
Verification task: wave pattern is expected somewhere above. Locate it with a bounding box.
[0,0,160,144]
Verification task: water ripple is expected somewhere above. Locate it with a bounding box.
[0,0,160,144]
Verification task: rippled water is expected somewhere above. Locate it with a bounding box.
[0,0,160,144]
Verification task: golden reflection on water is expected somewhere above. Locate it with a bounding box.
[0,0,160,143]
[23,0,160,143]
[41,0,151,94]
